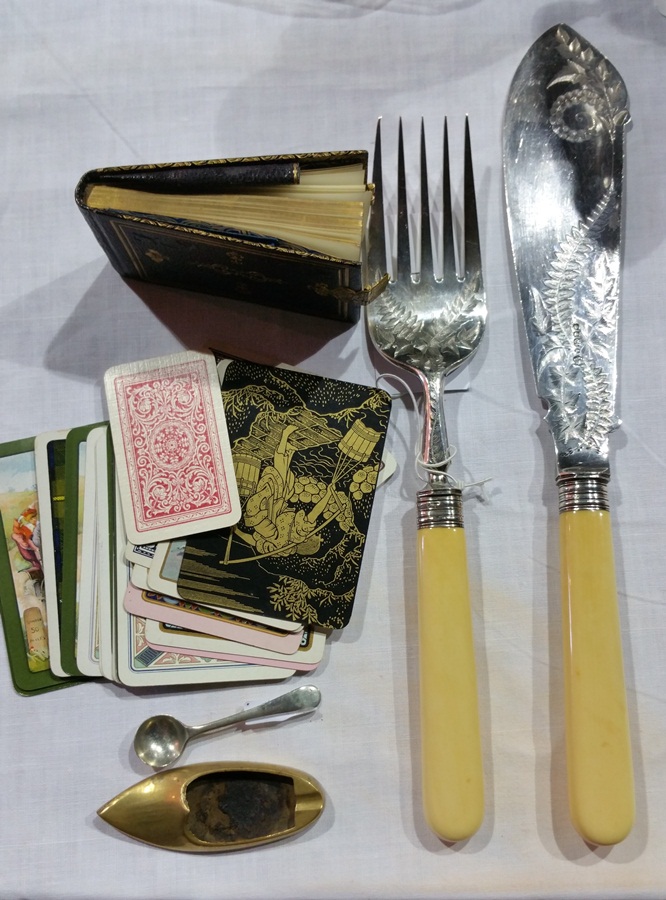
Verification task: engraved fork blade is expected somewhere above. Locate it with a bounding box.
[366,118,486,843]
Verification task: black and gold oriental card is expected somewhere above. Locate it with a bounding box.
[176,357,392,630]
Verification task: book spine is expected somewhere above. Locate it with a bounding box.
[76,207,139,277]
[90,161,299,194]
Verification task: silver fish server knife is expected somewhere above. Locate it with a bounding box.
[503,24,634,845]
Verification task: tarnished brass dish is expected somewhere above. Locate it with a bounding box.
[97,761,325,852]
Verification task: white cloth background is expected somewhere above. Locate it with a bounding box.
[1,2,666,898]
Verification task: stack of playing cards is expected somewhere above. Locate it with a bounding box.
[0,351,391,695]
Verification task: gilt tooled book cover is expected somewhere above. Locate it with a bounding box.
[75,151,388,323]
[175,357,392,629]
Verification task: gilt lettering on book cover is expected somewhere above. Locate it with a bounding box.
[175,358,391,629]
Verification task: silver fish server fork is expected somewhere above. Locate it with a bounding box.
[366,118,486,842]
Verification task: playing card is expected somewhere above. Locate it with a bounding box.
[0,438,78,694]
[60,425,92,676]
[113,518,294,687]
[93,427,117,683]
[122,579,304,654]
[104,350,240,545]
[377,449,397,487]
[61,432,86,677]
[74,426,107,677]
[116,609,296,687]
[144,617,327,671]
[176,356,392,629]
[124,541,157,567]
[34,429,71,679]
[145,539,303,633]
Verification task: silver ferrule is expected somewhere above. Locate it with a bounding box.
[556,470,610,513]
[416,485,464,529]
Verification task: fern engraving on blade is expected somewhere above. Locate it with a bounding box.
[533,192,618,454]
[528,26,628,459]
[371,272,483,374]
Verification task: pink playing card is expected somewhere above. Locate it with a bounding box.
[105,351,240,544]
[122,580,304,653]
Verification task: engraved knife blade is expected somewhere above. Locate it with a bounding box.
[503,24,635,845]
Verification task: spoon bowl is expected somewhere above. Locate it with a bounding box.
[134,715,191,768]
[133,684,321,768]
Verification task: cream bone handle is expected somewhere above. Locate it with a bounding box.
[416,487,484,842]
[559,504,635,845]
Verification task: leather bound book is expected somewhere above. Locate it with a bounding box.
[75,150,388,323]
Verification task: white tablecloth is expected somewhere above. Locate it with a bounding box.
[2,2,666,898]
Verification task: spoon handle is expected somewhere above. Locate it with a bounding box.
[188,684,321,739]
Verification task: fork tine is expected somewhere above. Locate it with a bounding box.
[441,118,456,284]
[396,118,411,280]
[367,118,387,283]
[463,116,482,280]
[420,118,434,279]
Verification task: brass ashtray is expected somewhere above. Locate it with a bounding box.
[98,762,325,852]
